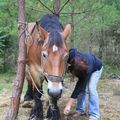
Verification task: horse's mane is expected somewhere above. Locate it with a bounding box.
[38,14,64,48]
[37,14,63,32]
[48,30,63,48]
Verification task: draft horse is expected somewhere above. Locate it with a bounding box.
[25,14,71,120]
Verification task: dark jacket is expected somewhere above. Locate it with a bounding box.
[68,48,102,98]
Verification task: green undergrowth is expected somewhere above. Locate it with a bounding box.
[0,64,120,96]
[0,73,28,96]
[102,64,120,79]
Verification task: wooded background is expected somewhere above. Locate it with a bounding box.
[0,0,120,74]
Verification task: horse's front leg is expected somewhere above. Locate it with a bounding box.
[47,97,60,120]
[24,75,33,102]
[28,67,44,120]
[30,86,43,120]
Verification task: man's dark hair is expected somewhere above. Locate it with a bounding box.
[68,56,88,78]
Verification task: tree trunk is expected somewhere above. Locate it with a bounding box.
[99,15,105,59]
[99,28,104,59]
[6,0,26,119]
[70,1,75,48]
[89,33,93,53]
[53,0,60,16]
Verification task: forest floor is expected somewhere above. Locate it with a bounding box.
[0,75,120,120]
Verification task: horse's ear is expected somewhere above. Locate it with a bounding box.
[28,22,36,33]
[62,24,72,40]
[36,22,48,40]
[18,22,36,32]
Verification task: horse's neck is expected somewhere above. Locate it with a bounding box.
[30,27,43,56]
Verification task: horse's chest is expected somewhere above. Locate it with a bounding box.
[30,63,44,80]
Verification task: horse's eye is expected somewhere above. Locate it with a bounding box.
[42,51,48,59]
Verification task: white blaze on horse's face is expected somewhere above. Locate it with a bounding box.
[53,44,58,52]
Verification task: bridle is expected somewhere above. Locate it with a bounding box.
[40,45,68,83]
[45,74,63,82]
[40,52,65,83]
[35,23,68,83]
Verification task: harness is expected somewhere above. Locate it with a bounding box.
[40,48,65,83]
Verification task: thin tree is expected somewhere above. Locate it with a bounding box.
[6,0,26,119]
[70,0,75,48]
[53,0,60,16]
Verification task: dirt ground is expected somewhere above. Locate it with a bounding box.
[0,79,120,120]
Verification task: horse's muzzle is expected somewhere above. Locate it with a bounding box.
[46,75,63,99]
[48,89,62,99]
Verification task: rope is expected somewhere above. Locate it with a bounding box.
[18,21,28,39]
[27,67,47,98]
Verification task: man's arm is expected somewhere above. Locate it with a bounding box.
[64,80,83,115]
[64,77,88,115]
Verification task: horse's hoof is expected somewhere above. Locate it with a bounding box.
[22,94,33,108]
[22,100,33,108]
[29,114,43,120]
[29,114,36,120]
[47,117,60,120]
[47,105,60,120]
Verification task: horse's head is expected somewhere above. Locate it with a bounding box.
[37,23,71,98]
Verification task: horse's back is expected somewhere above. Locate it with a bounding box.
[37,14,63,32]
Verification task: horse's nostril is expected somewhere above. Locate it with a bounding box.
[60,89,62,95]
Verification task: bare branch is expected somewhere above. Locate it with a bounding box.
[58,0,70,14]
[37,0,54,14]
[61,5,105,15]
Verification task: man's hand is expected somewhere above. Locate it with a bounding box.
[64,98,76,115]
